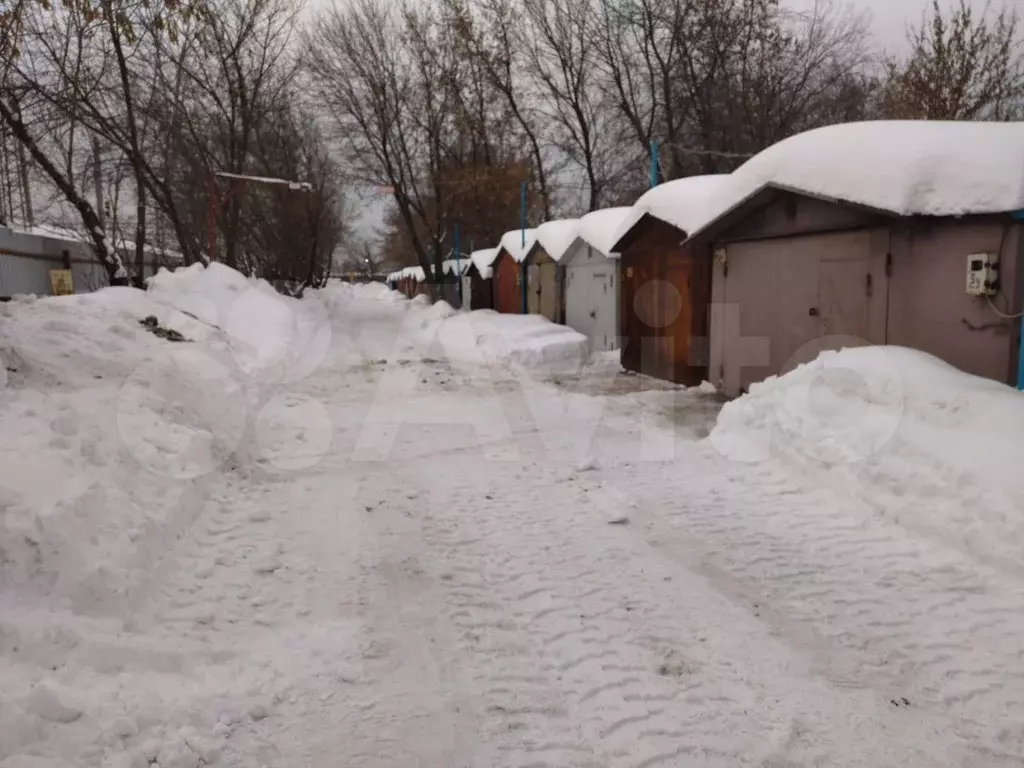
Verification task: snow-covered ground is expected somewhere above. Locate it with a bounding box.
[3,267,1024,767]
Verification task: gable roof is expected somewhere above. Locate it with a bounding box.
[442,258,472,277]
[498,228,538,263]
[686,120,1024,241]
[467,247,499,279]
[576,207,633,256]
[531,219,580,262]
[611,175,729,249]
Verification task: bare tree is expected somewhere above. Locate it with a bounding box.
[879,0,1022,120]
[156,0,299,267]
[520,0,614,210]
[682,0,872,171]
[589,0,870,181]
[7,0,206,269]
[0,0,127,284]
[309,0,510,286]
[590,0,693,181]
[451,0,554,219]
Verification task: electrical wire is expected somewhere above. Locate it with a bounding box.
[981,224,1023,319]
[986,293,1024,319]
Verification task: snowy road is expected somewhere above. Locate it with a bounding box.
[5,278,1024,767]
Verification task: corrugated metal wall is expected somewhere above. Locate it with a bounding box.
[0,227,181,298]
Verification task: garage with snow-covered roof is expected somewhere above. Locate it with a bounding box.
[611,175,728,385]
[688,121,1024,397]
[465,247,498,310]
[492,229,537,314]
[441,258,471,308]
[561,208,631,352]
[525,219,578,323]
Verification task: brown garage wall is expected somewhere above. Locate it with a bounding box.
[887,218,1021,384]
[619,217,710,385]
[493,250,523,314]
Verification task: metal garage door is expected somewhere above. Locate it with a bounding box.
[714,230,873,396]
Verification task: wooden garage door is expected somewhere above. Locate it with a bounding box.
[661,258,693,382]
[494,257,521,314]
[621,254,663,378]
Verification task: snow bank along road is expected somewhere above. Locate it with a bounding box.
[3,270,1024,768]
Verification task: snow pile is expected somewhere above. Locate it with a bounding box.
[0,263,334,605]
[576,207,633,256]
[708,345,1024,574]
[0,296,231,605]
[320,279,399,307]
[688,120,1024,239]
[405,303,589,373]
[497,228,538,263]
[147,262,331,384]
[0,263,347,768]
[533,219,579,261]
[612,175,729,246]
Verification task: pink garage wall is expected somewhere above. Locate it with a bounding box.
[708,192,1022,396]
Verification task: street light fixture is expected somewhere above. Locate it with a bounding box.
[208,171,313,262]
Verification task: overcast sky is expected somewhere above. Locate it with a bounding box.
[812,0,1018,53]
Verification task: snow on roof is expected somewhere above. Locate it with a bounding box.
[611,175,730,247]
[412,266,426,282]
[576,207,633,257]
[498,228,538,263]
[442,258,472,276]
[532,219,579,262]
[688,120,1024,240]
[468,247,498,279]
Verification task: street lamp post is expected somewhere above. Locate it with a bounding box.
[208,171,313,263]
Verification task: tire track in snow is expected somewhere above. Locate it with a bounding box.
[607,443,1024,758]
[405,448,970,768]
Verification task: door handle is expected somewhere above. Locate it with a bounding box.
[808,307,819,316]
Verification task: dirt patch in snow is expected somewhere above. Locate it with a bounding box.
[549,369,680,396]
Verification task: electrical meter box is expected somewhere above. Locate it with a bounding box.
[966,253,998,296]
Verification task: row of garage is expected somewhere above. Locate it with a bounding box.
[389,120,1024,396]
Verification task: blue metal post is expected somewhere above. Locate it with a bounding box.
[1017,210,1024,389]
[454,220,462,306]
[521,181,528,314]
[1018,329,1024,390]
[650,141,659,188]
